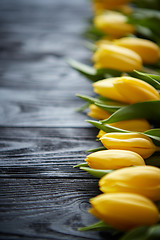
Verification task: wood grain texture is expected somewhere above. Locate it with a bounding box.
[0,127,100,178]
[0,178,108,240]
[0,0,115,239]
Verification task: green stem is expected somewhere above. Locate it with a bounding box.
[73,163,88,168]
[80,167,112,178]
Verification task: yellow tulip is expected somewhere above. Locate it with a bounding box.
[114,37,160,64]
[85,149,145,169]
[92,0,131,13]
[96,39,113,47]
[94,11,135,38]
[114,76,160,104]
[99,166,160,201]
[93,76,160,103]
[93,78,126,102]
[117,4,133,15]
[100,132,157,158]
[87,104,110,120]
[89,193,159,230]
[92,45,142,72]
[97,119,151,138]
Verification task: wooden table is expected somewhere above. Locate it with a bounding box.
[0,0,116,239]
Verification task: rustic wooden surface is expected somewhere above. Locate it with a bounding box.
[0,1,116,239]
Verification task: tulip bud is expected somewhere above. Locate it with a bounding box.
[100,132,157,158]
[113,76,160,104]
[92,45,142,72]
[114,37,160,64]
[93,78,126,102]
[93,0,131,13]
[99,166,160,201]
[93,76,160,103]
[85,149,145,170]
[88,104,111,120]
[97,119,151,138]
[89,193,159,230]
[94,11,135,38]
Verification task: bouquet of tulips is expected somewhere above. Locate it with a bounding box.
[69,0,160,239]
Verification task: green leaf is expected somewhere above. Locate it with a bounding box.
[131,9,160,20]
[86,146,106,153]
[128,9,160,44]
[73,163,88,168]
[147,225,160,239]
[67,59,98,81]
[147,73,160,83]
[142,67,160,75]
[68,59,123,81]
[83,41,97,52]
[96,102,126,114]
[132,0,160,10]
[131,71,160,90]
[75,102,90,112]
[84,25,105,41]
[76,94,106,105]
[101,101,160,124]
[144,129,160,145]
[121,224,160,240]
[86,120,129,133]
[80,167,112,178]
[96,68,122,78]
[120,226,149,240]
[87,120,160,146]
[78,220,114,231]
[77,94,125,113]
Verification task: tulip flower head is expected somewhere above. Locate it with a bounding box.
[114,37,160,64]
[94,11,135,38]
[85,149,145,169]
[93,78,126,102]
[93,76,160,103]
[88,104,111,120]
[97,118,151,138]
[114,76,160,103]
[89,193,159,230]
[92,45,142,72]
[100,132,157,158]
[99,166,160,201]
[93,0,131,13]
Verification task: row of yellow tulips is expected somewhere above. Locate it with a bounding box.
[72,0,160,237]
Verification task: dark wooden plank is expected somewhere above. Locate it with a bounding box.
[0,0,93,128]
[0,178,113,240]
[0,127,99,178]
[0,90,94,127]
[0,0,116,240]
[0,59,92,90]
[0,0,92,64]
